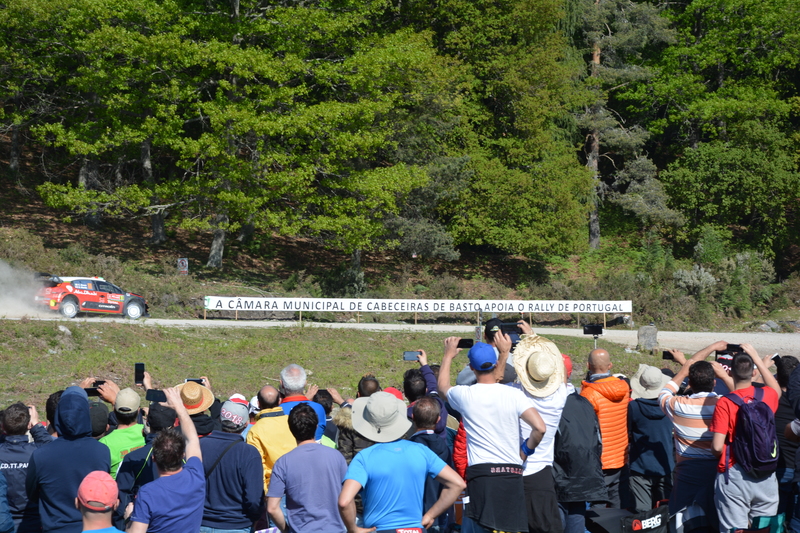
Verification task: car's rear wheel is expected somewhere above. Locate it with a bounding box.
[59,297,79,319]
[125,300,144,320]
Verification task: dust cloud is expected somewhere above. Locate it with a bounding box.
[0,260,51,318]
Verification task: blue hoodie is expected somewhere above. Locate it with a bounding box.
[26,387,110,533]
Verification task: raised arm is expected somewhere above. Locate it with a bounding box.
[164,387,201,462]
[417,350,439,394]
[438,337,462,400]
[689,340,728,363]
[744,344,780,397]
[494,332,512,382]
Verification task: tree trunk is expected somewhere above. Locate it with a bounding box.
[9,124,21,180]
[206,214,229,268]
[587,26,602,249]
[141,139,167,245]
[79,159,102,228]
[587,127,601,249]
[236,222,255,243]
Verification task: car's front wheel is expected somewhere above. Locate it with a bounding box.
[124,300,144,320]
[59,297,79,319]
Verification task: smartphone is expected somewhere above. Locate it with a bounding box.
[457,338,474,349]
[403,351,421,361]
[92,380,106,388]
[726,344,742,353]
[184,378,203,384]
[662,350,674,360]
[500,323,522,335]
[772,353,781,363]
[145,389,167,403]
[84,387,101,397]
[134,363,145,385]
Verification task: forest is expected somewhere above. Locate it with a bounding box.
[1,0,799,325]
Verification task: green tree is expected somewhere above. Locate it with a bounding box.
[572,0,675,248]
[635,0,800,255]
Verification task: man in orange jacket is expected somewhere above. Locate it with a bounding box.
[580,348,631,509]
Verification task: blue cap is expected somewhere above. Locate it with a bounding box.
[468,342,497,372]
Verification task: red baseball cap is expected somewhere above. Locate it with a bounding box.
[77,471,118,512]
[561,354,573,377]
[383,387,404,401]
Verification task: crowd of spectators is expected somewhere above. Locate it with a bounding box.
[0,321,798,533]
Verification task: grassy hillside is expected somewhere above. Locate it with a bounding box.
[0,319,662,411]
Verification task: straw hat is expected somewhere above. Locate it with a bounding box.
[513,334,565,398]
[351,391,411,443]
[175,381,214,415]
[630,364,671,400]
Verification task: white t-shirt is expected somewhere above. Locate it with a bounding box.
[512,382,568,475]
[448,383,534,466]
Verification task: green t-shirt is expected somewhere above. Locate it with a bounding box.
[100,424,145,478]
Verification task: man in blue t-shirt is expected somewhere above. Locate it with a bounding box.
[268,403,347,532]
[128,386,204,533]
[338,392,465,532]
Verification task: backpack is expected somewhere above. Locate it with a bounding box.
[724,387,778,480]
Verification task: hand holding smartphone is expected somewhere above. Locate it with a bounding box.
[145,389,167,403]
[403,351,421,361]
[457,338,474,349]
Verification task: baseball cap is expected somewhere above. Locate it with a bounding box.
[562,354,573,377]
[77,471,118,512]
[248,396,259,415]
[383,387,404,401]
[468,342,497,372]
[146,403,176,432]
[219,400,249,432]
[89,402,109,438]
[114,388,140,414]
[229,393,248,405]
[484,318,503,340]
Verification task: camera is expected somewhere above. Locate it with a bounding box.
[583,325,603,336]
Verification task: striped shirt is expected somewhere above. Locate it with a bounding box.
[658,381,720,460]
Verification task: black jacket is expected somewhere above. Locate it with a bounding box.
[409,431,452,515]
[553,392,607,503]
[26,387,110,533]
[0,424,52,531]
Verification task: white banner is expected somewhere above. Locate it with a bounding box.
[204,297,632,314]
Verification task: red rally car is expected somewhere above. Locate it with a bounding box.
[34,274,149,319]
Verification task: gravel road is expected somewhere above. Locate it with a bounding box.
[4,316,799,356]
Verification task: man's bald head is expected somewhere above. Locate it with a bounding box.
[257,385,280,409]
[588,349,612,374]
